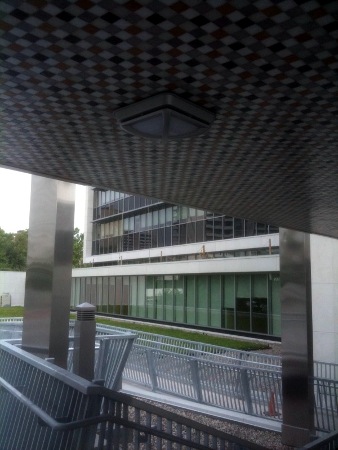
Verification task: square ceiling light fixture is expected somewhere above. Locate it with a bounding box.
[113,93,215,140]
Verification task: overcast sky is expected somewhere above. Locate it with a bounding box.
[0,168,86,233]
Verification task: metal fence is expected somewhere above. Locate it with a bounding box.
[1,319,337,433]
[0,338,270,450]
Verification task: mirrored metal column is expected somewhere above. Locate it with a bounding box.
[280,228,315,447]
[22,175,75,368]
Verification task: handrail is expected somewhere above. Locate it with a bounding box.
[300,430,338,449]
[0,375,110,431]
[0,339,101,394]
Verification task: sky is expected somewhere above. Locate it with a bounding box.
[0,168,86,233]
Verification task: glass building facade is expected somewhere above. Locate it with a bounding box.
[76,188,281,338]
[71,272,281,336]
[92,190,279,256]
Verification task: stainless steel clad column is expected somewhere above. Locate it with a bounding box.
[280,228,315,447]
[22,176,75,368]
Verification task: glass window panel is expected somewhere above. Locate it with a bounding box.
[135,215,140,232]
[155,276,164,321]
[153,210,159,228]
[196,275,208,326]
[172,225,179,245]
[214,216,223,240]
[257,222,268,235]
[165,226,171,246]
[158,228,164,247]
[151,229,158,248]
[245,220,256,237]
[96,277,103,311]
[122,277,129,315]
[130,276,138,316]
[166,207,172,225]
[223,217,233,239]
[186,222,196,243]
[163,275,175,322]
[133,233,140,250]
[196,220,204,242]
[172,206,179,224]
[179,224,186,244]
[118,220,123,236]
[186,276,195,324]
[223,274,235,329]
[137,276,146,317]
[140,213,147,231]
[115,277,123,314]
[234,218,245,238]
[146,276,155,318]
[252,274,267,333]
[159,209,165,226]
[90,277,97,305]
[236,274,250,331]
[102,277,108,313]
[205,217,214,241]
[271,274,281,336]
[147,212,152,230]
[269,225,279,234]
[124,218,129,234]
[173,275,183,322]
[210,275,221,327]
[180,206,188,222]
[129,216,134,232]
[188,208,196,221]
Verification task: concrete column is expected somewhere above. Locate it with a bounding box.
[310,234,338,365]
[280,228,315,447]
[22,175,75,368]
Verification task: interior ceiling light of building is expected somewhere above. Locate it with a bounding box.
[1,1,338,238]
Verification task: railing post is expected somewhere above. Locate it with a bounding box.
[73,302,96,381]
[190,359,203,402]
[240,368,253,415]
[146,349,158,391]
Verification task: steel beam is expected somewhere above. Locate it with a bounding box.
[22,176,75,368]
[280,228,315,447]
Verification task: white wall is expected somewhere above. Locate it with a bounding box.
[83,232,279,265]
[0,271,26,306]
[74,254,280,278]
[311,235,338,365]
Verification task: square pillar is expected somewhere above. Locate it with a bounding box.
[22,176,75,368]
[280,228,315,447]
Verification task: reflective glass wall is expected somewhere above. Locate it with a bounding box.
[71,272,281,337]
[92,190,279,255]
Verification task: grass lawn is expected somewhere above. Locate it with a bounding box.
[1,307,269,351]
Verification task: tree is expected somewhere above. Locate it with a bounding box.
[0,228,28,271]
[72,227,84,268]
[0,227,84,270]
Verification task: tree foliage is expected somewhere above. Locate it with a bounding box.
[0,227,84,270]
[72,227,84,268]
[0,228,28,271]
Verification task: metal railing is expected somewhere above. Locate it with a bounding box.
[1,319,337,433]
[301,430,338,449]
[0,338,269,450]
[124,345,283,416]
[67,331,136,391]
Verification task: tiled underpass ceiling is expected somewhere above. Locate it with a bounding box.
[1,1,338,238]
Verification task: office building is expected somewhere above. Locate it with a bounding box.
[72,188,281,338]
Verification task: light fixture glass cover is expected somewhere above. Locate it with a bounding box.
[113,93,215,140]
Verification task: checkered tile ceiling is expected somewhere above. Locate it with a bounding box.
[1,1,338,238]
